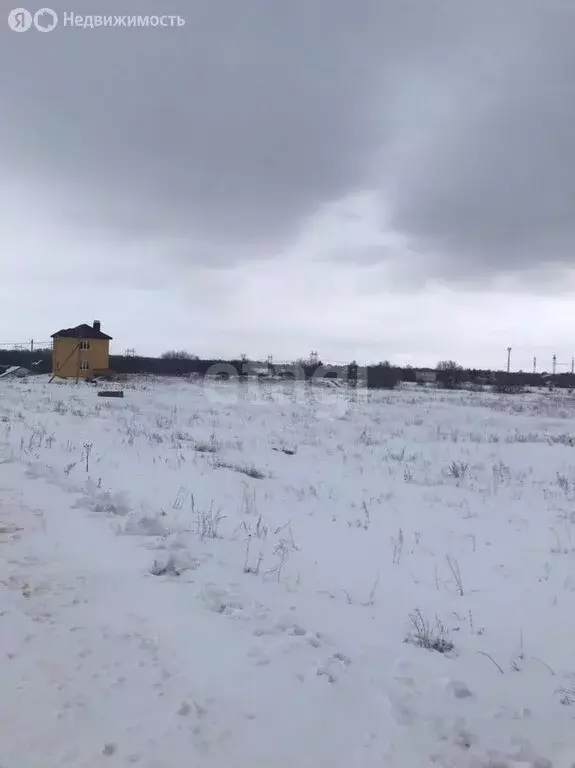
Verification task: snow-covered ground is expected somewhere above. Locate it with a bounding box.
[1,376,575,767]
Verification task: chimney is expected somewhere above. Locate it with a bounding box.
[93,320,101,332]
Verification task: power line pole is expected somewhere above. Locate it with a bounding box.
[571,356,574,375]
[533,356,536,374]
[507,347,512,373]
[553,354,557,375]
[30,339,34,353]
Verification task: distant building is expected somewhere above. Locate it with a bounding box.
[51,321,112,378]
[415,370,437,385]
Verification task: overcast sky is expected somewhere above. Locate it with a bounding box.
[1,0,574,370]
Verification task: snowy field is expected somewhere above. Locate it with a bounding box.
[1,375,575,767]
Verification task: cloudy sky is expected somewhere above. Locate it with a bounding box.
[1,0,574,370]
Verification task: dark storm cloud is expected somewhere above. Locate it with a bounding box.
[0,0,398,256]
[381,0,575,278]
[1,0,573,277]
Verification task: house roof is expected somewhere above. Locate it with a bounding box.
[51,324,113,340]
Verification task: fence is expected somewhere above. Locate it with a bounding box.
[2,347,575,390]
[0,348,51,373]
[0,340,51,353]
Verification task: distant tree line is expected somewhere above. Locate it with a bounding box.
[1,348,574,391]
[160,350,199,360]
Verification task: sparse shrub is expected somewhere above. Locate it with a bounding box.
[240,464,267,479]
[213,458,267,479]
[155,414,174,430]
[550,528,573,555]
[150,548,199,576]
[556,686,575,706]
[173,431,194,442]
[447,460,469,480]
[506,431,543,444]
[406,609,454,654]
[193,439,219,453]
[492,461,510,483]
[235,515,268,541]
[358,428,379,446]
[548,434,575,447]
[347,501,371,530]
[150,554,182,576]
[264,540,291,582]
[191,496,225,540]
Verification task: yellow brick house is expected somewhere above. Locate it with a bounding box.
[51,321,112,378]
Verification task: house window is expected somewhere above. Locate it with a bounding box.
[80,360,90,370]
[80,340,90,350]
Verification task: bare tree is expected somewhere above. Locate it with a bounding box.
[436,360,462,371]
[160,350,199,360]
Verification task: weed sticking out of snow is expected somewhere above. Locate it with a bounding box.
[406,609,454,654]
[556,686,575,706]
[191,495,225,541]
[213,457,268,479]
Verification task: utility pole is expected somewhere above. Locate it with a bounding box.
[533,356,536,374]
[553,354,557,376]
[507,347,512,373]
[571,356,574,375]
[30,339,34,353]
